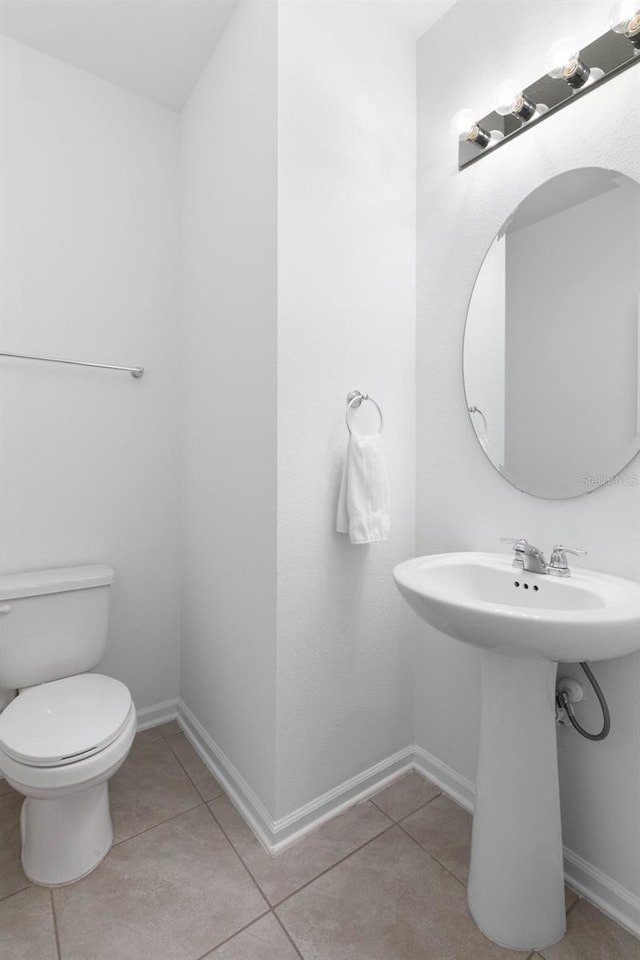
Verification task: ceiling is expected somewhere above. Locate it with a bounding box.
[0,0,457,112]
[374,0,456,38]
[0,0,239,111]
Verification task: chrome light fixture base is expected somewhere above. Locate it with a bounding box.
[458,28,639,170]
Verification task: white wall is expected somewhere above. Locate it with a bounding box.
[0,37,181,711]
[179,0,417,822]
[275,0,417,818]
[179,0,278,814]
[416,0,640,899]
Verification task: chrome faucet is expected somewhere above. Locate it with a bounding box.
[500,538,586,577]
[501,538,548,574]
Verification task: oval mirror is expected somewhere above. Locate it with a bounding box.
[463,168,640,499]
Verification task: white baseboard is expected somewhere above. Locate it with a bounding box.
[136,697,179,731]
[177,700,277,851]
[412,744,475,813]
[270,746,414,854]
[563,847,640,939]
[175,701,640,938]
[177,698,413,854]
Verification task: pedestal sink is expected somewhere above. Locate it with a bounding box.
[393,552,640,952]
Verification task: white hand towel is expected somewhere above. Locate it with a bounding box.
[336,433,390,544]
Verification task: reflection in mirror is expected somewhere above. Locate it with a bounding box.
[464,168,640,499]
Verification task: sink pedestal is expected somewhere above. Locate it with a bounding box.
[394,551,640,948]
[467,651,566,951]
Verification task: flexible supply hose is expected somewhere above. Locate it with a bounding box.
[557,662,611,741]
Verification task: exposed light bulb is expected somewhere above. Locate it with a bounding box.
[495,79,524,116]
[451,109,478,139]
[495,78,544,122]
[546,37,581,78]
[609,1,640,46]
[546,36,603,89]
[451,109,492,148]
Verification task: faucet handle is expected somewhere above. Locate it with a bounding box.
[549,545,587,577]
[500,537,529,569]
[551,545,587,559]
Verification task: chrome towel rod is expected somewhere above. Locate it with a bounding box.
[0,351,144,379]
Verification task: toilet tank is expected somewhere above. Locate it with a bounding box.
[0,565,114,689]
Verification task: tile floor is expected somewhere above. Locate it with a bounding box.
[1,722,639,960]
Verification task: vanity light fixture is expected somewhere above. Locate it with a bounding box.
[495,78,546,122]
[452,109,504,151]
[451,109,492,149]
[609,1,640,47]
[545,37,604,89]
[454,14,640,169]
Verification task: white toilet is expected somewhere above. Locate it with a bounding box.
[0,565,136,885]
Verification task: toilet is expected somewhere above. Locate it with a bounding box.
[0,565,136,885]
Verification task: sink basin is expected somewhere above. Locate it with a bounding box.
[393,551,640,953]
[393,551,640,662]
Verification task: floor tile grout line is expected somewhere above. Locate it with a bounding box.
[189,907,307,960]
[272,908,306,959]
[207,794,397,912]
[127,734,189,765]
[49,887,63,960]
[129,727,175,752]
[369,779,443,824]
[379,788,444,825]
[395,820,468,890]
[110,799,206,848]
[130,731,220,807]
[566,894,581,916]
[164,731,225,805]
[191,908,273,960]
[270,820,398,911]
[0,881,32,904]
[398,789,456,822]
[160,718,184,740]
[367,770,414,809]
[203,800,272,912]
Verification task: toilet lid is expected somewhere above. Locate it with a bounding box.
[0,674,132,767]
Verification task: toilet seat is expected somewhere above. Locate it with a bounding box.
[0,673,132,767]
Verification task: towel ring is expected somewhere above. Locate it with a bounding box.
[346,390,384,435]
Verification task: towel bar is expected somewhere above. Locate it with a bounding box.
[0,351,144,379]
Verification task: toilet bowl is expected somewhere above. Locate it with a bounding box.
[0,564,134,885]
[0,672,136,885]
